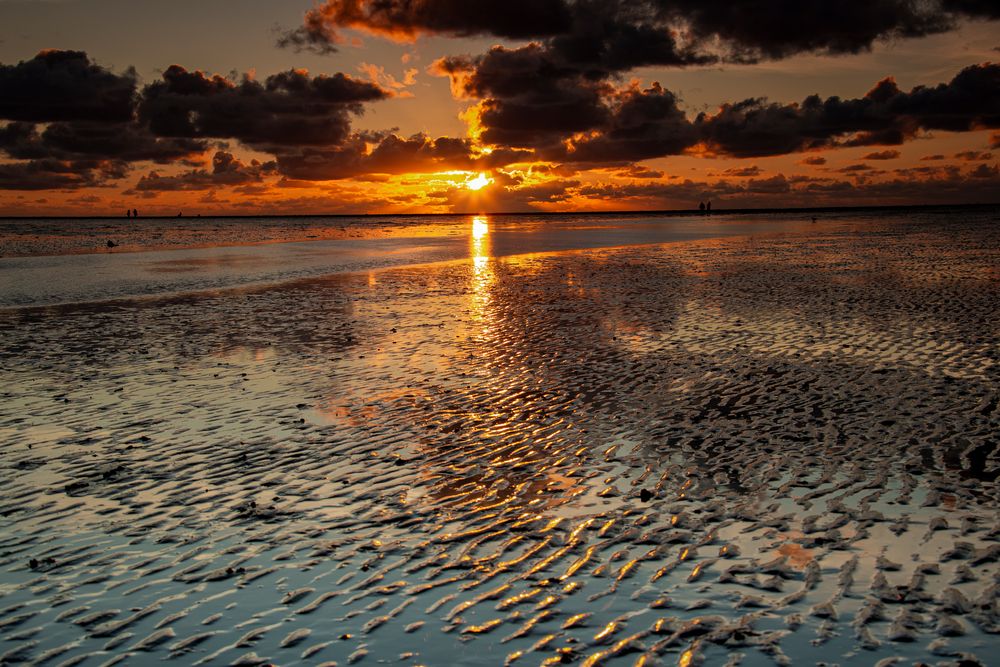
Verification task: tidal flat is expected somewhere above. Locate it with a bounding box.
[0,210,997,666]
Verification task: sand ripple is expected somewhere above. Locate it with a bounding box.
[0,217,997,665]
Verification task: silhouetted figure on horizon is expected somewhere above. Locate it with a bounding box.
[177,211,183,217]
[133,208,138,218]
[126,209,131,219]
[706,201,712,213]
[699,201,706,212]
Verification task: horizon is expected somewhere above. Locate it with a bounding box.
[1,1,998,215]
[2,200,999,221]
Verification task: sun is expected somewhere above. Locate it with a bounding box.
[466,172,492,191]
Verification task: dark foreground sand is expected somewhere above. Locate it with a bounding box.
[0,215,997,666]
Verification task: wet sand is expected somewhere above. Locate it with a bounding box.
[0,215,412,257]
[0,213,834,308]
[0,213,794,258]
[0,212,998,666]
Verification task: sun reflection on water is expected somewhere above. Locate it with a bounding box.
[469,216,494,324]
[471,215,489,243]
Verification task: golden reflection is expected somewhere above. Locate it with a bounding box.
[471,215,489,243]
[469,215,494,323]
[777,542,815,569]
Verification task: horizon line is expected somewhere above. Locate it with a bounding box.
[1,201,997,220]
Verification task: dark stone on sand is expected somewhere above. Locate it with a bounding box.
[640,489,655,502]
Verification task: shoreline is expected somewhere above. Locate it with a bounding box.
[1,203,996,260]
[2,201,996,220]
[0,215,840,309]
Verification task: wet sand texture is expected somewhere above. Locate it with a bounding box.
[0,216,998,666]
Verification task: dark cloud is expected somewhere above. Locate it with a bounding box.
[695,64,1000,157]
[131,151,277,192]
[863,149,901,159]
[800,156,827,165]
[442,50,999,163]
[0,51,208,189]
[285,0,997,64]
[722,165,762,177]
[436,46,617,150]
[529,163,579,178]
[661,1,955,61]
[408,2,999,168]
[614,164,664,179]
[892,62,1000,131]
[954,150,993,160]
[549,83,698,163]
[139,66,390,149]
[942,0,1000,20]
[0,120,205,164]
[838,163,873,172]
[0,50,137,123]
[0,158,119,190]
[969,162,999,178]
[0,52,396,190]
[576,178,744,204]
[744,173,790,193]
[280,0,572,51]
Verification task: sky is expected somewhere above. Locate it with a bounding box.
[0,0,998,215]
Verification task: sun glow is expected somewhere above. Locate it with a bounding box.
[466,172,492,190]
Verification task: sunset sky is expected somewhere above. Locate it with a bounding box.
[0,0,998,215]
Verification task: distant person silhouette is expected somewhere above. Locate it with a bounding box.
[699,201,705,212]
[177,211,183,217]
[706,201,711,213]
[126,209,131,219]
[133,208,138,218]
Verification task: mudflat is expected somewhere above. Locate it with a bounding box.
[0,211,997,666]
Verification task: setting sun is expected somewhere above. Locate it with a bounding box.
[466,172,492,191]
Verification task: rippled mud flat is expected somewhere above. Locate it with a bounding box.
[1,219,998,666]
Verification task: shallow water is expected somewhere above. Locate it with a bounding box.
[0,211,856,308]
[0,210,998,666]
